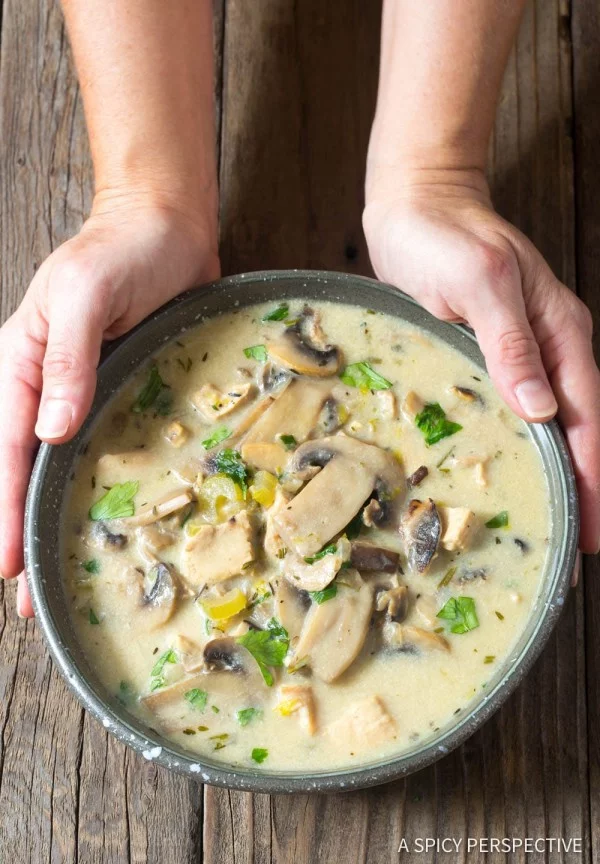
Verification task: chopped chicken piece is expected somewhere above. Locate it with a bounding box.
[327,695,397,751]
[401,390,424,421]
[241,441,288,475]
[375,389,398,420]
[192,382,254,422]
[174,635,205,672]
[164,420,189,448]
[95,450,155,485]
[438,506,478,552]
[473,461,488,487]
[181,511,254,586]
[277,684,318,735]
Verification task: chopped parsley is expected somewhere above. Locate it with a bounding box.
[437,566,457,589]
[485,511,509,529]
[150,648,177,691]
[237,619,289,686]
[89,480,138,521]
[81,558,100,575]
[262,303,289,322]
[212,448,251,494]
[184,688,208,711]
[279,434,298,451]
[484,655,496,664]
[309,584,338,604]
[415,403,462,446]
[437,596,479,634]
[304,543,337,565]
[88,608,100,625]
[132,365,171,414]
[340,361,392,391]
[201,426,232,450]
[243,344,268,362]
[251,747,269,764]
[344,509,364,540]
[237,707,262,727]
[495,610,505,621]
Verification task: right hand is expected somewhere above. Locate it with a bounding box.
[0,191,220,616]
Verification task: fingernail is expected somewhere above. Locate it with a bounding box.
[515,379,558,420]
[35,398,72,439]
[571,549,582,588]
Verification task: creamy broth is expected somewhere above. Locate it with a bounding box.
[62,300,549,771]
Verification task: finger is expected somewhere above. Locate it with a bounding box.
[35,287,105,443]
[466,284,558,423]
[17,571,34,618]
[536,301,600,554]
[0,321,44,578]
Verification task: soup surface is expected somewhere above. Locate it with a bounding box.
[63,299,550,772]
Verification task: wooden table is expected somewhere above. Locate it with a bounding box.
[1,1,599,861]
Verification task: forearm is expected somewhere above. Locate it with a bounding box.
[61,0,218,230]
[368,0,526,196]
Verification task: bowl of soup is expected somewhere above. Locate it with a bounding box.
[25,270,578,793]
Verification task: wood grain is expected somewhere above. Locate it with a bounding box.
[0,0,596,861]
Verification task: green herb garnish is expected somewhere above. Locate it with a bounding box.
[132,365,171,414]
[237,707,262,727]
[437,596,479,634]
[484,655,496,664]
[309,584,338,604]
[485,511,509,529]
[89,480,139,521]
[82,558,100,575]
[237,620,289,686]
[211,705,220,714]
[340,361,392,391]
[304,543,337,565]
[262,303,289,322]
[251,748,269,764]
[201,426,231,450]
[415,403,462,446]
[212,448,251,494]
[344,509,364,540]
[437,566,457,589]
[279,434,297,451]
[183,728,196,735]
[495,610,505,621]
[149,648,177,691]
[243,344,268,362]
[184,688,208,711]
[88,608,100,625]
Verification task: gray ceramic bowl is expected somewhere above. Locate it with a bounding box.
[25,270,578,794]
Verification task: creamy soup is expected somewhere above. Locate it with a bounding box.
[62,299,550,772]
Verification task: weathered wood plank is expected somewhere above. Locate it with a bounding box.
[572,1,600,863]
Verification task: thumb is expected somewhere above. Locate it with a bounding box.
[467,288,557,423]
[35,287,105,443]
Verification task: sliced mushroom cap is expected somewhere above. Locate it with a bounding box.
[203,637,249,672]
[383,622,450,653]
[181,510,255,587]
[113,564,178,630]
[283,536,351,592]
[376,585,409,623]
[400,498,441,574]
[275,434,404,557]
[240,377,334,446]
[274,578,311,642]
[260,362,292,394]
[266,307,342,377]
[407,465,428,488]
[289,569,373,683]
[91,521,128,550]
[350,541,400,573]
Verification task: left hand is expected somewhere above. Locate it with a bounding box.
[363,168,600,555]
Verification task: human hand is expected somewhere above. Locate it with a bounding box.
[363,167,600,556]
[0,191,219,616]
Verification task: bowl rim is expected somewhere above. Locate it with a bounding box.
[25,268,579,794]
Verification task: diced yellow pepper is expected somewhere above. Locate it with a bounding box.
[201,588,247,621]
[249,470,278,508]
[274,698,301,717]
[198,474,244,523]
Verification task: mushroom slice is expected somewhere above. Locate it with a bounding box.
[120,489,194,528]
[383,622,450,653]
[113,564,178,631]
[192,382,255,422]
[407,465,428,488]
[449,385,480,403]
[401,391,424,421]
[136,524,177,555]
[284,537,351,592]
[438,506,478,551]
[275,434,404,558]
[142,672,208,713]
[317,396,342,434]
[277,684,317,735]
[326,695,397,751]
[232,393,276,437]
[90,521,128,550]
[203,637,249,672]
[174,635,205,673]
[266,307,342,377]
[241,378,334,445]
[400,499,441,574]
[273,579,310,643]
[181,510,254,587]
[289,569,373,683]
[241,441,288,475]
[260,362,292,394]
[376,585,409,623]
[375,390,398,420]
[350,541,400,573]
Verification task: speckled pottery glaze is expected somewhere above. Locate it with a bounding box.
[25,270,578,794]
